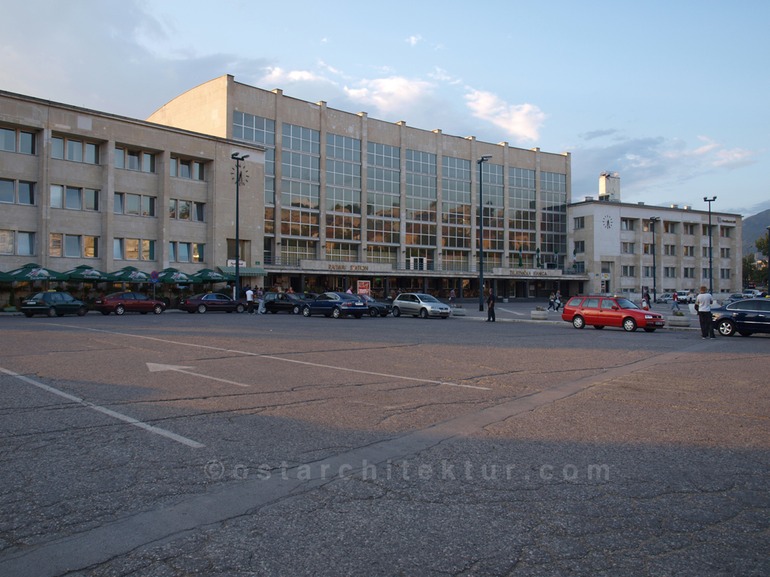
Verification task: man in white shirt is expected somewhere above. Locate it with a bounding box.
[245,286,255,314]
[695,285,714,339]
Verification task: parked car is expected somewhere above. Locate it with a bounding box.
[711,298,770,337]
[656,292,675,304]
[676,290,696,304]
[392,293,451,319]
[21,291,88,318]
[359,294,392,317]
[93,291,166,315]
[561,295,666,332]
[301,292,368,318]
[262,292,304,314]
[178,293,245,314]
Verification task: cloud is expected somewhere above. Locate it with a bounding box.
[344,76,435,116]
[464,89,546,143]
[406,34,423,47]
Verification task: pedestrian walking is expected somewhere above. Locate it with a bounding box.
[245,286,255,314]
[256,287,265,314]
[547,292,556,311]
[671,291,680,312]
[449,288,456,307]
[486,291,496,322]
[695,285,715,339]
[555,290,562,311]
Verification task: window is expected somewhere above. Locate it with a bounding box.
[193,202,205,222]
[169,156,205,180]
[49,233,63,257]
[683,245,695,257]
[115,192,155,217]
[720,269,731,279]
[52,136,99,164]
[621,242,635,254]
[621,265,636,277]
[17,231,35,256]
[113,238,124,259]
[115,146,156,173]
[573,216,585,230]
[65,186,82,210]
[664,267,677,278]
[720,227,732,238]
[573,240,585,253]
[1,127,35,154]
[664,222,677,234]
[0,229,13,254]
[664,244,676,256]
[720,247,730,258]
[683,223,695,235]
[620,218,635,231]
[169,241,196,263]
[64,234,81,258]
[0,179,34,205]
[683,267,695,279]
[114,238,155,261]
[643,243,653,255]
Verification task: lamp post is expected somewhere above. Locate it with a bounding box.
[649,216,660,305]
[766,226,770,292]
[232,152,249,300]
[477,155,492,311]
[704,196,717,294]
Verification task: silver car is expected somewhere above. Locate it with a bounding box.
[392,293,451,319]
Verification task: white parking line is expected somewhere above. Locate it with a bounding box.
[75,325,491,391]
[0,366,205,449]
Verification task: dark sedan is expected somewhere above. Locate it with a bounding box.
[21,291,88,318]
[178,293,245,314]
[359,294,392,317]
[262,292,305,314]
[712,298,770,337]
[93,292,166,315]
[301,292,367,318]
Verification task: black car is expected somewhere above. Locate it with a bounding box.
[262,292,304,314]
[301,292,368,318]
[359,294,392,317]
[21,291,88,317]
[712,298,770,337]
[178,293,245,314]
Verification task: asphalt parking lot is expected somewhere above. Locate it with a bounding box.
[0,304,768,576]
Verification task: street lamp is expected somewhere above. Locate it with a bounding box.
[477,155,492,311]
[704,196,717,294]
[232,152,249,300]
[649,216,660,305]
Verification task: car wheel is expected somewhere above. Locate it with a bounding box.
[717,319,735,337]
[153,305,164,315]
[115,305,125,316]
[47,307,57,318]
[302,306,311,317]
[572,315,585,329]
[392,307,401,317]
[419,308,429,319]
[292,305,301,315]
[369,308,379,317]
[332,307,341,319]
[77,307,87,317]
[235,304,245,313]
[197,304,207,314]
[622,317,637,332]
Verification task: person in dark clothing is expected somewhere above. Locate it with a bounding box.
[486,291,496,322]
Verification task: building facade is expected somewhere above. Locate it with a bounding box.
[570,174,742,298]
[147,75,578,298]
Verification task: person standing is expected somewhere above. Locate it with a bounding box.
[695,285,714,339]
[256,286,265,314]
[449,288,456,307]
[671,291,680,312]
[486,291,496,322]
[245,286,255,314]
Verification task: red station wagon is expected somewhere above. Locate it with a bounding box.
[561,295,666,332]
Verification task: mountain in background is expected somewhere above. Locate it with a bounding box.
[742,209,770,257]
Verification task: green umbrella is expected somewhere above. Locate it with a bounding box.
[0,269,14,282]
[155,267,200,284]
[108,266,152,283]
[191,268,234,282]
[62,264,111,282]
[7,263,68,281]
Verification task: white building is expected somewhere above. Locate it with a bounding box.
[569,173,742,298]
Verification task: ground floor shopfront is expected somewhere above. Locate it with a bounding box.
[258,261,589,301]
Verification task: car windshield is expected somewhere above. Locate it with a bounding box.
[615,298,639,309]
[416,294,439,303]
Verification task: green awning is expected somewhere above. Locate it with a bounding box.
[219,266,267,276]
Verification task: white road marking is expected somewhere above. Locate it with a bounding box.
[0,366,205,449]
[78,325,491,391]
[147,362,251,387]
[496,307,525,316]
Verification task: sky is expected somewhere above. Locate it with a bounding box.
[2,0,769,217]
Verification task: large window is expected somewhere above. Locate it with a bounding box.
[114,238,156,261]
[52,136,99,164]
[49,234,99,258]
[1,230,35,255]
[169,156,205,180]
[233,111,275,204]
[0,179,34,205]
[1,127,35,154]
[115,193,156,217]
[51,185,99,211]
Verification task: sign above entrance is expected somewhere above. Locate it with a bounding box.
[301,260,393,273]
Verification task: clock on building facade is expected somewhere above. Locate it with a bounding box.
[602,215,614,229]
